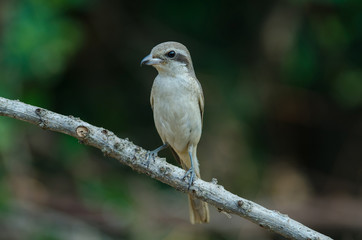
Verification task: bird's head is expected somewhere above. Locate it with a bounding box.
[141,41,195,77]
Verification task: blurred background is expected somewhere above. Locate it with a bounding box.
[0,0,361,239]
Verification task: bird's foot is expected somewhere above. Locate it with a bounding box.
[145,143,169,167]
[183,167,196,190]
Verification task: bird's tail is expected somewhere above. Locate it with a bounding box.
[171,148,210,224]
[188,194,209,224]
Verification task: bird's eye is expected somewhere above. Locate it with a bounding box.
[167,50,176,58]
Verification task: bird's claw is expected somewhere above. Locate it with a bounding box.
[145,143,169,167]
[183,167,196,190]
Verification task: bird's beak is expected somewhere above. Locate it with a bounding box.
[140,54,163,66]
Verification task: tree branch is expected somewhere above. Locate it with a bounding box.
[0,96,332,240]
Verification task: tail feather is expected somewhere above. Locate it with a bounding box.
[188,195,209,224]
[171,147,210,224]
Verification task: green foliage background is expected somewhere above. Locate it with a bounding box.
[0,0,362,239]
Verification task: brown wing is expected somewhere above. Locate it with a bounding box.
[150,86,154,110]
[196,78,204,124]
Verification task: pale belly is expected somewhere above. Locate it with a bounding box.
[153,94,202,153]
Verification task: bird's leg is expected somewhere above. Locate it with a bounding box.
[145,143,169,167]
[183,148,196,190]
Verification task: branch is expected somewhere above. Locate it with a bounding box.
[0,96,332,240]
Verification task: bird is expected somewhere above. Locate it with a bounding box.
[141,41,209,224]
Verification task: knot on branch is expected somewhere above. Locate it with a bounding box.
[211,178,218,184]
[159,166,172,176]
[35,108,48,129]
[76,126,89,138]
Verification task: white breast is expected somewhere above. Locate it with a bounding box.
[151,74,202,153]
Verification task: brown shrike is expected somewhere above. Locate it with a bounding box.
[141,41,209,224]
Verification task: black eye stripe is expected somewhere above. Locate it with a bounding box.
[174,53,189,65]
[164,51,190,66]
